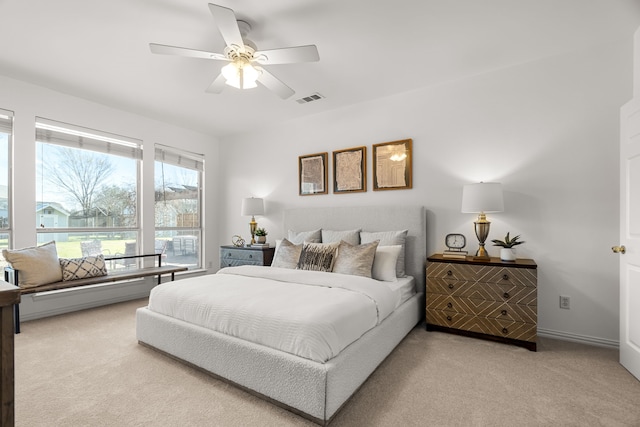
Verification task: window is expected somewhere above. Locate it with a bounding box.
[155,145,203,270]
[35,118,141,265]
[0,109,12,267]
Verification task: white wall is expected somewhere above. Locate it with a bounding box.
[219,39,632,347]
[0,74,220,320]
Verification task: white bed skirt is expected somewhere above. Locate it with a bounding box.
[136,291,423,424]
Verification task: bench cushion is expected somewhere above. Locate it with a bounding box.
[59,255,107,281]
[2,241,62,288]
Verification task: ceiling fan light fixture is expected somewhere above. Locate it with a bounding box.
[221,59,261,90]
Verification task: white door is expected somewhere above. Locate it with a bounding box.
[619,97,640,381]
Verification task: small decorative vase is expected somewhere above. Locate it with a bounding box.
[257,236,266,244]
[500,248,516,262]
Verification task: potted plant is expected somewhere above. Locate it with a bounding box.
[491,232,524,262]
[254,227,268,244]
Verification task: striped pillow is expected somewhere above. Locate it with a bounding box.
[296,242,339,272]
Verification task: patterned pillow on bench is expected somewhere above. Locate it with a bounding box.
[59,255,108,281]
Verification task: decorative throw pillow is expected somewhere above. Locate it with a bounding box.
[321,229,361,246]
[59,255,108,281]
[2,241,62,288]
[271,239,303,269]
[296,242,339,272]
[287,229,322,244]
[372,245,402,282]
[360,230,409,277]
[332,240,379,278]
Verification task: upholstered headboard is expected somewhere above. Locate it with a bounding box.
[283,205,426,294]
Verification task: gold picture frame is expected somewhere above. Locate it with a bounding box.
[299,152,328,195]
[333,146,366,194]
[372,139,412,191]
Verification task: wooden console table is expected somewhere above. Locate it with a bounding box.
[0,281,20,426]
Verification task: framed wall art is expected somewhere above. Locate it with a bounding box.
[298,152,328,195]
[333,146,366,194]
[372,139,412,191]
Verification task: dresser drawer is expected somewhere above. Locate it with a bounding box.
[426,294,537,324]
[427,263,537,287]
[221,258,262,267]
[427,278,537,305]
[426,309,537,343]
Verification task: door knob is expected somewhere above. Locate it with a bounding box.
[612,245,626,254]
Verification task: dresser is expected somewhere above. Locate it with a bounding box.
[426,254,538,351]
[220,245,275,268]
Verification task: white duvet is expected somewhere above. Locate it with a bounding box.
[147,265,404,363]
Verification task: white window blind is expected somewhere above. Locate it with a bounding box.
[0,109,14,134]
[35,117,142,159]
[155,145,204,172]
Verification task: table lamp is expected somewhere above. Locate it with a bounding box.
[241,197,264,245]
[461,182,504,259]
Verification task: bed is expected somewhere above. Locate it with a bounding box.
[136,205,426,425]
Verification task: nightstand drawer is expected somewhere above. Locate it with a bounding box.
[426,309,537,343]
[427,263,536,287]
[222,248,265,263]
[219,246,275,268]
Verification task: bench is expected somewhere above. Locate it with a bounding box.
[4,254,187,333]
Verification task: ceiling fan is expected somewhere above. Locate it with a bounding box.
[150,3,320,99]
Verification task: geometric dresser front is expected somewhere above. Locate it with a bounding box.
[426,254,538,351]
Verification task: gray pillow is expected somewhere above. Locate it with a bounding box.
[271,239,303,269]
[2,241,62,288]
[296,242,339,272]
[321,229,361,245]
[332,240,379,278]
[360,230,408,277]
[287,229,322,244]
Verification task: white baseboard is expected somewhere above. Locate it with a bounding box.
[538,328,619,349]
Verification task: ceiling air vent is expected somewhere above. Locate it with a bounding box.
[296,92,325,104]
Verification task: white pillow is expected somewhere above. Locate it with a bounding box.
[287,229,321,244]
[361,230,408,277]
[332,240,378,278]
[321,229,361,245]
[372,245,402,282]
[2,241,62,288]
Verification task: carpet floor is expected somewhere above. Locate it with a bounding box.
[14,298,640,426]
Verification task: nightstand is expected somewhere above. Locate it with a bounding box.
[426,254,538,351]
[220,245,275,268]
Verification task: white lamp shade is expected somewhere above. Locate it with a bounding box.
[461,182,504,213]
[241,197,264,216]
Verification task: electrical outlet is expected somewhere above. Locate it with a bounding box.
[560,295,570,310]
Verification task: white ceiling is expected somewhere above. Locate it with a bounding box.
[1,0,639,138]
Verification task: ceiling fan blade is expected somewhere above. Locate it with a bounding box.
[257,68,295,99]
[205,73,227,94]
[254,45,320,65]
[150,43,227,61]
[208,4,244,49]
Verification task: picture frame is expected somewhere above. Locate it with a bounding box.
[298,152,328,195]
[332,146,366,194]
[372,139,412,191]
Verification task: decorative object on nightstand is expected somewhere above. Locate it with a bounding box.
[426,254,538,351]
[231,235,245,247]
[461,182,504,260]
[220,245,275,268]
[491,232,524,262]
[443,233,468,259]
[241,197,264,245]
[254,227,268,244]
